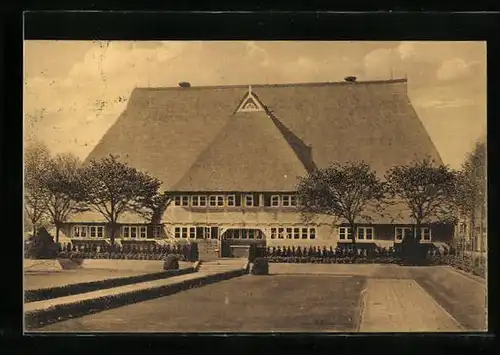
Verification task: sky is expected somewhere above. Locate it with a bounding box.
[24,41,486,169]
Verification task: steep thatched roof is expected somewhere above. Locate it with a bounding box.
[86,79,442,192]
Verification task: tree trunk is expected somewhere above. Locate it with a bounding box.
[110,221,116,245]
[55,224,60,244]
[350,222,357,245]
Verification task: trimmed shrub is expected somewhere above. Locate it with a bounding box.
[163,254,180,270]
[25,227,59,259]
[251,257,269,275]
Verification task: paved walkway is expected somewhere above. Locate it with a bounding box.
[359,279,463,332]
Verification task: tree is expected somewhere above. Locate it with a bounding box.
[77,154,163,244]
[40,153,87,243]
[297,161,387,244]
[457,140,486,254]
[138,191,172,225]
[24,141,51,236]
[385,158,457,243]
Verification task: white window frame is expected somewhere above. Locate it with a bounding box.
[217,195,224,207]
[357,227,374,241]
[245,194,254,207]
[191,195,200,207]
[87,225,104,238]
[339,227,353,240]
[174,227,181,239]
[199,195,207,207]
[301,227,308,239]
[293,227,300,239]
[139,226,147,239]
[181,227,188,239]
[290,195,297,206]
[174,196,181,206]
[282,195,292,207]
[73,225,88,238]
[270,228,277,239]
[421,227,432,242]
[181,196,189,207]
[285,227,293,239]
[189,227,196,239]
[395,227,413,242]
[309,227,316,239]
[271,195,280,207]
[130,226,138,239]
[248,229,255,239]
[278,227,285,239]
[209,195,218,207]
[227,194,236,207]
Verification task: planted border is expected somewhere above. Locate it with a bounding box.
[25,267,195,303]
[25,268,246,330]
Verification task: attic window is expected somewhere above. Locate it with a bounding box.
[236,86,265,113]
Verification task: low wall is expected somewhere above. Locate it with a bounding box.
[24,260,63,272]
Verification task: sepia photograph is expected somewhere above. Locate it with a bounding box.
[23,40,487,333]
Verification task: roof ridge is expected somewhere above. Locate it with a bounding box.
[135,78,408,91]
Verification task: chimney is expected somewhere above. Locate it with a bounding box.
[178,81,191,88]
[344,76,357,82]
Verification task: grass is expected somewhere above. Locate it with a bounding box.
[24,269,150,290]
[35,275,367,332]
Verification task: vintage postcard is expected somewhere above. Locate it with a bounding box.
[24,41,487,333]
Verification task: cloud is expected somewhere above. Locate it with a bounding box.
[436,58,475,81]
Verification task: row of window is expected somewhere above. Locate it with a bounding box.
[173,226,216,239]
[72,225,162,239]
[73,225,105,238]
[338,227,431,241]
[173,194,297,208]
[270,227,316,240]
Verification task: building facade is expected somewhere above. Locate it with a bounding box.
[62,78,454,258]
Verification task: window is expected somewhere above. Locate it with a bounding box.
[293,228,300,239]
[301,228,308,239]
[139,226,147,239]
[339,227,352,240]
[190,227,196,239]
[278,228,285,239]
[181,227,188,239]
[357,227,374,240]
[73,226,88,238]
[421,227,431,241]
[88,226,104,238]
[217,196,224,207]
[286,228,293,239]
[123,226,130,238]
[152,226,161,239]
[192,195,199,207]
[282,195,291,207]
[130,226,137,239]
[209,195,217,207]
[271,195,280,207]
[245,194,254,207]
[256,230,263,239]
[174,196,181,206]
[309,228,316,239]
[204,227,211,239]
[174,227,181,238]
[227,195,236,207]
[271,228,277,239]
[248,229,255,239]
[181,196,189,207]
[241,229,247,239]
[199,195,207,207]
[290,195,297,206]
[395,227,413,241]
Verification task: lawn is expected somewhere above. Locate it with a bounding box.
[24,269,150,290]
[36,275,367,332]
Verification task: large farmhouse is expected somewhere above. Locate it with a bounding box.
[61,77,453,258]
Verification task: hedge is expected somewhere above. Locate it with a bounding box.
[25,267,195,303]
[56,242,198,262]
[25,268,247,330]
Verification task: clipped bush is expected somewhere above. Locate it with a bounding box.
[163,254,180,270]
[251,257,269,275]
